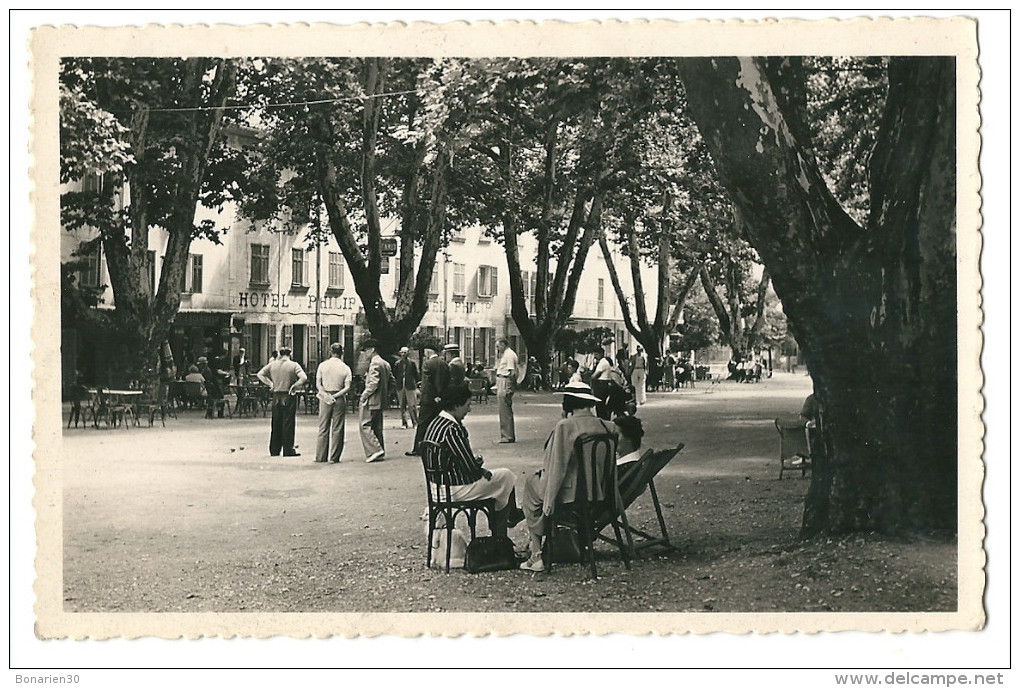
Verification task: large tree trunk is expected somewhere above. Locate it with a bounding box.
[680,56,957,536]
[312,61,446,357]
[98,58,237,384]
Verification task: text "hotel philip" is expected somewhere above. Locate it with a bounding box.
[237,292,359,311]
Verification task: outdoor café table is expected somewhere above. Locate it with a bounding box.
[85,388,143,427]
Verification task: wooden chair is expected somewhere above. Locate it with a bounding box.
[775,417,812,479]
[203,380,233,419]
[66,384,92,428]
[231,385,261,418]
[467,376,489,404]
[542,432,633,580]
[419,439,497,573]
[594,443,684,556]
[134,383,173,427]
[88,388,128,428]
[179,381,207,409]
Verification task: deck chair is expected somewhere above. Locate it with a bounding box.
[467,376,489,404]
[593,443,684,556]
[542,432,633,580]
[419,439,497,573]
[775,417,812,479]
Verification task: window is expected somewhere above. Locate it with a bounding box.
[79,243,102,287]
[81,173,104,194]
[250,244,270,285]
[328,252,344,290]
[450,227,466,243]
[291,248,307,288]
[147,250,156,293]
[185,254,204,294]
[477,265,498,298]
[521,270,537,311]
[453,263,466,296]
[597,278,605,318]
[429,265,440,295]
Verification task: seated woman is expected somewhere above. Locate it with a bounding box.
[613,414,646,481]
[183,365,205,384]
[422,383,525,538]
[519,382,614,572]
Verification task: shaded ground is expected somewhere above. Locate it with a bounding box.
[61,372,956,613]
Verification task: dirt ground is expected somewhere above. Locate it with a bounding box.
[60,372,956,614]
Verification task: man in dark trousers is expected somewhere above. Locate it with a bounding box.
[409,344,449,456]
[392,346,420,429]
[256,347,307,457]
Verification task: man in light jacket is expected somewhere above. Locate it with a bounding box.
[358,338,392,463]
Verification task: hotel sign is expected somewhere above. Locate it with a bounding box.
[238,291,359,312]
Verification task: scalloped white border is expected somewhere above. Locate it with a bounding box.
[26,16,984,642]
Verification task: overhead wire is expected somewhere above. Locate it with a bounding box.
[113,88,420,114]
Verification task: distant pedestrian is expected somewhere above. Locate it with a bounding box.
[314,342,352,464]
[393,346,420,429]
[494,337,520,444]
[631,345,648,405]
[256,347,307,457]
[411,345,450,456]
[232,347,248,384]
[358,338,392,463]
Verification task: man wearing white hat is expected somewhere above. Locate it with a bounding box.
[519,381,614,572]
[443,343,466,389]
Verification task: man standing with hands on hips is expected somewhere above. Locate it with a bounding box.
[359,338,392,463]
[495,337,520,444]
[315,342,352,464]
[256,347,307,457]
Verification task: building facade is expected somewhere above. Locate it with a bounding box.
[61,151,657,383]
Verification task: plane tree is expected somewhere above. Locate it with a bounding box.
[679,56,957,535]
[236,57,477,354]
[59,57,239,381]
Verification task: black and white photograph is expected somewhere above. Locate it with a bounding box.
[13,9,1007,680]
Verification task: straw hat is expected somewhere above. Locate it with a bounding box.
[443,343,460,352]
[562,381,600,402]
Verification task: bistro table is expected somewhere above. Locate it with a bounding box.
[85,388,144,428]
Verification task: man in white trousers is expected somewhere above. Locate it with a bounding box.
[632,344,648,405]
[494,338,520,443]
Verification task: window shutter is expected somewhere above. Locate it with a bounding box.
[491,265,498,296]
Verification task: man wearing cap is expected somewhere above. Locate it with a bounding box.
[410,345,449,456]
[315,342,352,464]
[358,338,392,463]
[494,337,520,443]
[256,347,307,457]
[392,346,419,429]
